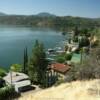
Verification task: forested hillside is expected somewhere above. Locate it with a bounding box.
[0,15,100,30]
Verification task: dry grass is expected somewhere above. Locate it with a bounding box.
[19,79,100,100]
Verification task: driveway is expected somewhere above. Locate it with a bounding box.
[20,85,42,97]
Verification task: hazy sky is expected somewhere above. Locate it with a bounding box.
[0,0,100,18]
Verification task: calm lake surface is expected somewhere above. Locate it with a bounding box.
[0,25,64,69]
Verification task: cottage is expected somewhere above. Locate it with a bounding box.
[3,72,31,92]
[50,63,70,80]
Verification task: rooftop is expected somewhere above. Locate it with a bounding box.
[3,72,29,84]
[51,63,70,74]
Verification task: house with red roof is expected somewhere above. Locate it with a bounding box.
[50,63,70,80]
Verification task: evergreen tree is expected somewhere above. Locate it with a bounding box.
[28,40,48,87]
[23,47,28,73]
[74,26,79,36]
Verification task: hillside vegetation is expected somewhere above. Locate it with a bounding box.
[0,15,100,31]
[18,30,100,100]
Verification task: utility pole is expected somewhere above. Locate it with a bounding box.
[10,70,12,85]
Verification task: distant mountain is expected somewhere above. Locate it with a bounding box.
[0,13,99,28]
[0,12,7,16]
[36,12,56,17]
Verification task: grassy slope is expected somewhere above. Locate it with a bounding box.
[19,79,100,100]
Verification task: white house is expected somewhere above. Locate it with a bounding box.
[3,72,31,92]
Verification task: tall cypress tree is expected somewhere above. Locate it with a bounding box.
[23,47,28,73]
[28,40,48,87]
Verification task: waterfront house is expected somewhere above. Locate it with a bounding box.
[3,72,31,92]
[50,63,70,80]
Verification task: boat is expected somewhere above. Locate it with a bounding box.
[47,48,55,54]
[62,32,66,35]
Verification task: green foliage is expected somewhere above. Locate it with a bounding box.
[64,45,68,51]
[65,53,72,61]
[81,28,91,37]
[28,40,48,87]
[79,36,90,48]
[74,27,80,36]
[56,53,72,63]
[28,64,38,83]
[0,68,6,77]
[73,36,78,42]
[10,64,22,72]
[0,86,20,100]
[0,16,99,30]
[95,28,100,38]
[23,47,28,74]
[56,57,65,63]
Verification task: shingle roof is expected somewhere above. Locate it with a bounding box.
[51,63,70,74]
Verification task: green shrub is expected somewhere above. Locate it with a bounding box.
[10,64,22,72]
[0,86,20,100]
[73,36,78,42]
[79,36,90,48]
[56,57,65,63]
[65,53,72,61]
[0,68,6,77]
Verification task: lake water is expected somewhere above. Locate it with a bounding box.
[0,25,64,69]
